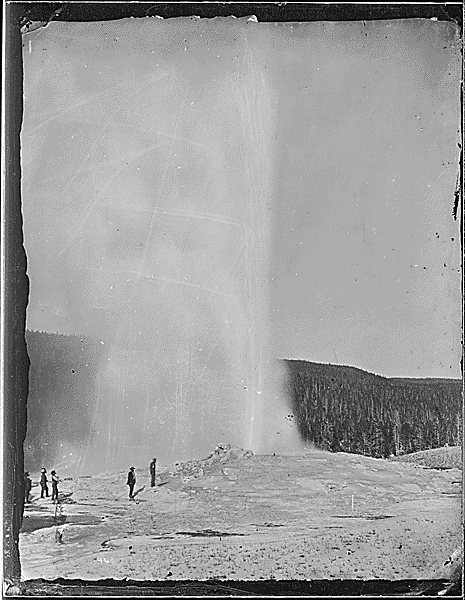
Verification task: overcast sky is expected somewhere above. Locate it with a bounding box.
[23,18,461,380]
[271,21,461,378]
[21,18,461,468]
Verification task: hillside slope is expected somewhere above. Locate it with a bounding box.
[392,446,462,470]
[283,360,462,457]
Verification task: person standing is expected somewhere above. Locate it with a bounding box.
[127,467,136,500]
[24,472,32,503]
[40,468,49,498]
[51,470,60,503]
[150,458,157,487]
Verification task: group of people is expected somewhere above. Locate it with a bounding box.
[126,458,157,500]
[24,458,157,505]
[24,468,60,503]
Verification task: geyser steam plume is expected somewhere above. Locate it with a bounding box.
[231,43,302,455]
[22,21,301,475]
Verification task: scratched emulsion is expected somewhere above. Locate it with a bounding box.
[21,19,460,474]
[21,20,299,474]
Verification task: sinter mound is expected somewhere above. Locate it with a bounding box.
[158,444,253,486]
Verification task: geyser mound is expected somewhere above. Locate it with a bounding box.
[157,444,254,487]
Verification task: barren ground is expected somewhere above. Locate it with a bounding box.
[20,449,462,582]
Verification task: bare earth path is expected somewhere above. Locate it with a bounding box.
[20,450,462,581]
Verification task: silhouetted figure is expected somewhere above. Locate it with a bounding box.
[150,458,157,487]
[55,526,65,544]
[40,468,49,498]
[51,470,60,503]
[127,467,136,500]
[24,472,32,503]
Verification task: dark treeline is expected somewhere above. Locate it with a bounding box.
[25,330,104,470]
[283,360,463,458]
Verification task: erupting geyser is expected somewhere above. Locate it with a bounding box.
[22,21,301,475]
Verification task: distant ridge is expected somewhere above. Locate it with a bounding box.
[282,359,462,458]
[26,329,96,341]
[280,358,462,385]
[24,338,461,384]
[23,333,461,466]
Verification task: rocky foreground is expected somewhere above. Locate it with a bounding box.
[20,446,462,583]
